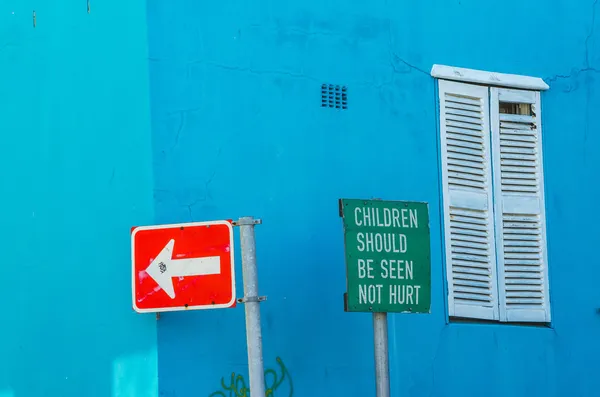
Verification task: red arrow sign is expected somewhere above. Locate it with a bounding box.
[131,220,236,313]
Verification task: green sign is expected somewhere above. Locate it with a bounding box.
[340,198,431,313]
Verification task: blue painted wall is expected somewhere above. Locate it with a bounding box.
[0,2,157,396]
[3,0,595,395]
[146,0,600,396]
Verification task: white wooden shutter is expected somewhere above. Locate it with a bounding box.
[439,80,499,321]
[490,88,551,323]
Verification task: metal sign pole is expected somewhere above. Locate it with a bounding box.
[235,216,266,397]
[373,312,390,397]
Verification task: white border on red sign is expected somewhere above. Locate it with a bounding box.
[131,220,236,313]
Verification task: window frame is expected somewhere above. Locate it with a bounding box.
[432,64,551,325]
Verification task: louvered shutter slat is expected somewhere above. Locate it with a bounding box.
[447,126,485,138]
[491,88,551,323]
[439,80,499,321]
[447,113,484,125]
[499,114,535,123]
[500,121,535,130]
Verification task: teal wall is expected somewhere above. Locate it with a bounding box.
[147,1,600,397]
[0,2,157,396]
[2,0,599,396]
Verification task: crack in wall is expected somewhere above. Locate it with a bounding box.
[358,18,430,94]
[391,54,429,76]
[247,23,345,39]
[544,65,599,161]
[203,61,320,82]
[546,67,600,83]
[548,0,599,84]
[172,112,185,151]
[586,0,599,67]
[151,17,430,95]
[184,147,222,221]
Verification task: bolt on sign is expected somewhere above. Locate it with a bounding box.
[339,199,431,313]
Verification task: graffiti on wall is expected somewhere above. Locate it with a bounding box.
[209,357,293,397]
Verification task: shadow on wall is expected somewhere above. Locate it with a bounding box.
[208,357,293,397]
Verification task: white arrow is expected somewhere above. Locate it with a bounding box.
[145,239,221,299]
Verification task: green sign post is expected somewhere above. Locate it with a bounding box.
[339,198,431,313]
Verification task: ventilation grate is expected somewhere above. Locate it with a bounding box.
[321,84,347,109]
